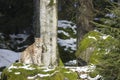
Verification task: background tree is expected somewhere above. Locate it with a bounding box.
[92,0,120,39]
[0,0,33,34]
[21,0,58,67]
[58,0,77,21]
[76,0,94,44]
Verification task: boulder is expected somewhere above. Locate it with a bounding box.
[1,63,78,80]
[76,30,118,65]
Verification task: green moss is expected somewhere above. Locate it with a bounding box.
[89,71,99,78]
[1,63,78,80]
[59,58,64,66]
[85,31,102,38]
[76,30,118,65]
[59,67,77,80]
[76,31,101,57]
[89,35,117,64]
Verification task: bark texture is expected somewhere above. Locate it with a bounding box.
[21,0,58,67]
[76,0,94,45]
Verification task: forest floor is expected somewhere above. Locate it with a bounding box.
[0,49,101,80]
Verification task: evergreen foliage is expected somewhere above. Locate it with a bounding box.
[58,0,77,22]
[93,3,120,39]
[94,40,120,80]
[91,2,120,79]
[58,21,77,64]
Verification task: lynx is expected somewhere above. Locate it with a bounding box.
[20,38,43,65]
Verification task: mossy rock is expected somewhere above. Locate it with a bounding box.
[1,63,78,80]
[76,31,118,65]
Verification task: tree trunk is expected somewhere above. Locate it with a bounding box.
[21,0,58,67]
[76,0,94,45]
[118,0,120,5]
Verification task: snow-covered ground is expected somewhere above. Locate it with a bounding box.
[0,49,20,75]
[0,49,20,67]
[0,43,100,80]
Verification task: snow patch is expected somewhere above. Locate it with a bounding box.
[8,64,35,71]
[58,38,76,51]
[27,75,37,79]
[27,71,59,79]
[58,30,70,37]
[58,20,77,34]
[65,65,96,73]
[88,75,102,80]
[80,74,88,79]
[88,36,97,41]
[14,72,21,75]
[106,13,115,18]
[102,35,110,40]
[0,49,20,67]
[64,71,71,74]
[43,67,55,72]
[37,74,50,77]
[65,60,77,66]
[65,65,100,80]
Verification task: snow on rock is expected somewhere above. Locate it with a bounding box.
[65,65,101,80]
[88,36,97,41]
[37,74,50,77]
[65,65,96,73]
[88,75,102,80]
[80,74,88,79]
[102,35,110,40]
[8,64,35,71]
[27,71,59,79]
[42,67,55,72]
[65,60,77,66]
[27,75,38,80]
[14,72,21,75]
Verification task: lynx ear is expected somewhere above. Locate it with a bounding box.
[34,38,42,48]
